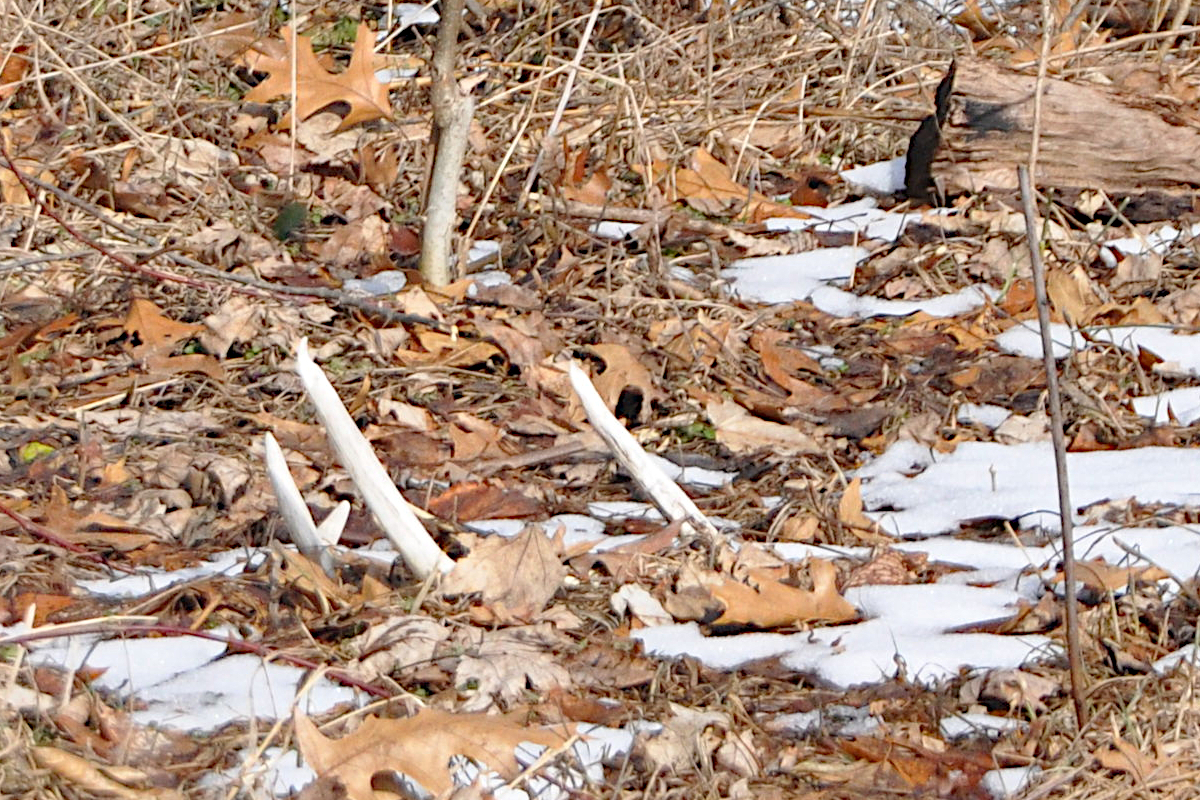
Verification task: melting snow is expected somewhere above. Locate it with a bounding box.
[859,440,1200,537]
[997,321,1200,376]
[839,156,906,194]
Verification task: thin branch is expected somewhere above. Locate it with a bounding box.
[518,0,606,208]
[1019,0,1087,732]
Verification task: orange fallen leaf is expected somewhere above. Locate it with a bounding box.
[673,148,809,222]
[674,559,857,628]
[243,23,391,131]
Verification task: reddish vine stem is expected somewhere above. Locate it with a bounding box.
[2,621,392,699]
[0,137,244,294]
[2,144,453,331]
[0,499,134,573]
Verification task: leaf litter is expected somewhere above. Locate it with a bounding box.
[9,1,1200,799]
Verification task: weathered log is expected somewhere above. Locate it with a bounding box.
[905,57,1200,213]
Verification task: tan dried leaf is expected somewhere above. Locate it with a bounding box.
[706,399,821,456]
[440,526,566,622]
[293,708,567,799]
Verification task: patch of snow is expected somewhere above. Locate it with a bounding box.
[1098,222,1200,267]
[645,452,735,488]
[1154,644,1200,675]
[466,514,610,550]
[993,321,1077,358]
[765,197,920,241]
[765,704,881,738]
[590,220,640,240]
[634,623,795,671]
[345,270,410,296]
[668,265,700,284]
[957,402,1012,430]
[389,3,441,28]
[465,518,527,537]
[846,583,1025,632]
[839,157,906,194]
[724,246,993,318]
[721,247,864,303]
[78,549,267,598]
[375,67,418,82]
[468,240,502,266]
[633,585,1055,690]
[588,501,665,521]
[204,746,315,797]
[801,343,847,370]
[997,322,1200,377]
[1132,386,1200,425]
[941,713,1026,740]
[19,632,228,693]
[860,441,1200,537]
[129,654,359,731]
[808,283,997,319]
[1089,326,1200,376]
[982,766,1041,799]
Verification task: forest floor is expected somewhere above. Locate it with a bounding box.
[4,1,1200,799]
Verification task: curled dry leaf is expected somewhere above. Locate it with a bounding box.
[670,559,857,628]
[294,708,568,800]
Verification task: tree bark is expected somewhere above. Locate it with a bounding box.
[419,0,473,287]
[905,57,1200,216]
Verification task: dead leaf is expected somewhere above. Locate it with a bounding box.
[124,298,203,356]
[1060,559,1167,592]
[838,478,889,542]
[966,668,1060,714]
[706,398,821,456]
[426,481,544,521]
[32,746,184,799]
[586,343,663,419]
[639,703,729,773]
[293,708,567,799]
[671,559,857,628]
[0,46,30,100]
[441,527,567,622]
[318,215,389,268]
[401,330,501,368]
[1096,737,1163,782]
[750,329,847,410]
[200,296,262,357]
[453,625,572,711]
[843,548,922,588]
[673,148,809,222]
[1047,265,1101,325]
[242,24,391,130]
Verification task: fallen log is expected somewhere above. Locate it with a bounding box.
[905,57,1200,219]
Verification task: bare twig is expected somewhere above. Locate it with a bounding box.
[0,499,134,573]
[1019,2,1087,725]
[518,0,606,208]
